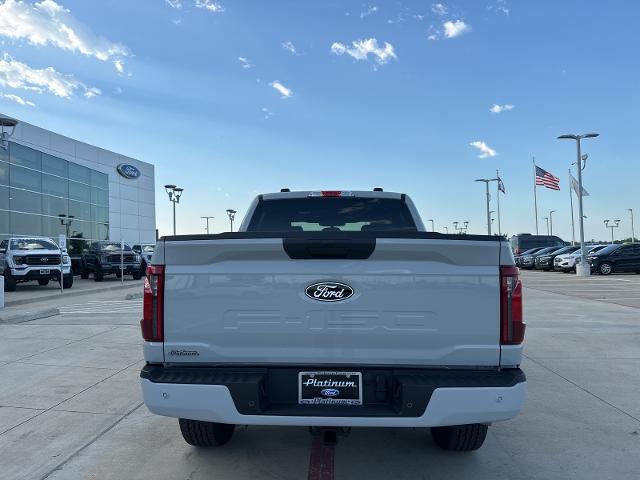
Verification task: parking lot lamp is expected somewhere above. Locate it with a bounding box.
[604,219,621,244]
[427,219,435,232]
[558,133,599,276]
[549,210,557,236]
[200,216,215,235]
[443,226,449,234]
[628,209,635,242]
[226,209,237,232]
[57,214,75,238]
[544,217,549,235]
[165,185,184,235]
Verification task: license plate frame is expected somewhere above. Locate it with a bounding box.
[298,371,362,406]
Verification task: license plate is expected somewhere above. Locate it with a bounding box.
[40,269,50,275]
[298,371,362,405]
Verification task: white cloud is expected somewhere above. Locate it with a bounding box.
[431,3,448,15]
[165,0,182,7]
[0,0,130,72]
[330,38,397,65]
[261,107,273,119]
[360,6,378,18]
[0,54,100,98]
[281,41,297,55]
[489,103,514,114]
[238,56,252,69]
[0,92,35,106]
[269,81,292,99]
[470,141,497,158]
[443,20,470,38]
[194,0,224,12]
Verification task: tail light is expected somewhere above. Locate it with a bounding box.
[500,265,525,345]
[514,248,522,255]
[141,265,164,342]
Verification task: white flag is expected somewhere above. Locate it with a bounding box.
[570,174,589,197]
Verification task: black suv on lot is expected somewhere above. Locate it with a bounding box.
[80,241,143,281]
[588,243,640,275]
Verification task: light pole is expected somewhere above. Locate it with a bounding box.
[558,133,599,276]
[604,219,621,244]
[226,209,237,232]
[443,226,449,234]
[165,185,184,235]
[475,178,499,235]
[427,219,435,232]
[549,210,556,236]
[544,217,549,235]
[453,221,469,234]
[628,209,635,242]
[57,214,75,238]
[200,216,215,234]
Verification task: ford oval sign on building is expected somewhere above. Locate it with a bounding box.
[117,163,141,179]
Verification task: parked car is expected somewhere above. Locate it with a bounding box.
[0,237,73,291]
[520,246,563,270]
[510,233,565,256]
[514,247,545,267]
[588,243,640,275]
[132,244,155,272]
[534,245,580,271]
[140,189,526,452]
[554,245,607,272]
[80,241,143,281]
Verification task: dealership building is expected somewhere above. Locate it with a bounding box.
[0,113,156,257]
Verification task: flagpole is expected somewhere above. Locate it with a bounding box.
[496,169,502,236]
[569,168,576,245]
[533,157,539,234]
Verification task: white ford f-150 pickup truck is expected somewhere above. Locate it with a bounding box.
[140,190,525,451]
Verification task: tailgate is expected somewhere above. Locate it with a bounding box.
[161,237,502,367]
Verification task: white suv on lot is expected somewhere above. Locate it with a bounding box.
[554,245,607,272]
[0,237,73,291]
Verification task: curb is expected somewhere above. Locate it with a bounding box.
[4,282,141,307]
[0,307,60,324]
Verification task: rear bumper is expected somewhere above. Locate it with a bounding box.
[140,365,526,427]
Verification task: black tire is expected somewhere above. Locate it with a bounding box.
[132,270,142,280]
[431,424,488,452]
[94,269,104,282]
[178,419,235,447]
[80,266,89,279]
[38,279,50,286]
[62,274,73,289]
[3,270,17,292]
[598,262,613,276]
[115,272,122,278]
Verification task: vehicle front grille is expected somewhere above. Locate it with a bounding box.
[25,255,60,265]
[108,254,136,263]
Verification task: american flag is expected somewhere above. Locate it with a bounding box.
[535,166,560,190]
[497,176,506,194]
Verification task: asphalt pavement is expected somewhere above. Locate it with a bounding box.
[0,273,639,480]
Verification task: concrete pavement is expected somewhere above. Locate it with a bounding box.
[0,275,639,479]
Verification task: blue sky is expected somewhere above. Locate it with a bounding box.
[0,0,638,241]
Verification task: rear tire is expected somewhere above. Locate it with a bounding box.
[178,419,235,447]
[94,269,104,282]
[431,424,488,451]
[598,262,613,275]
[38,279,50,286]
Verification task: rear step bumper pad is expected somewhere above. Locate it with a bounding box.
[140,366,525,427]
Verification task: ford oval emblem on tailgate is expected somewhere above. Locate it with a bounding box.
[305,282,354,302]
